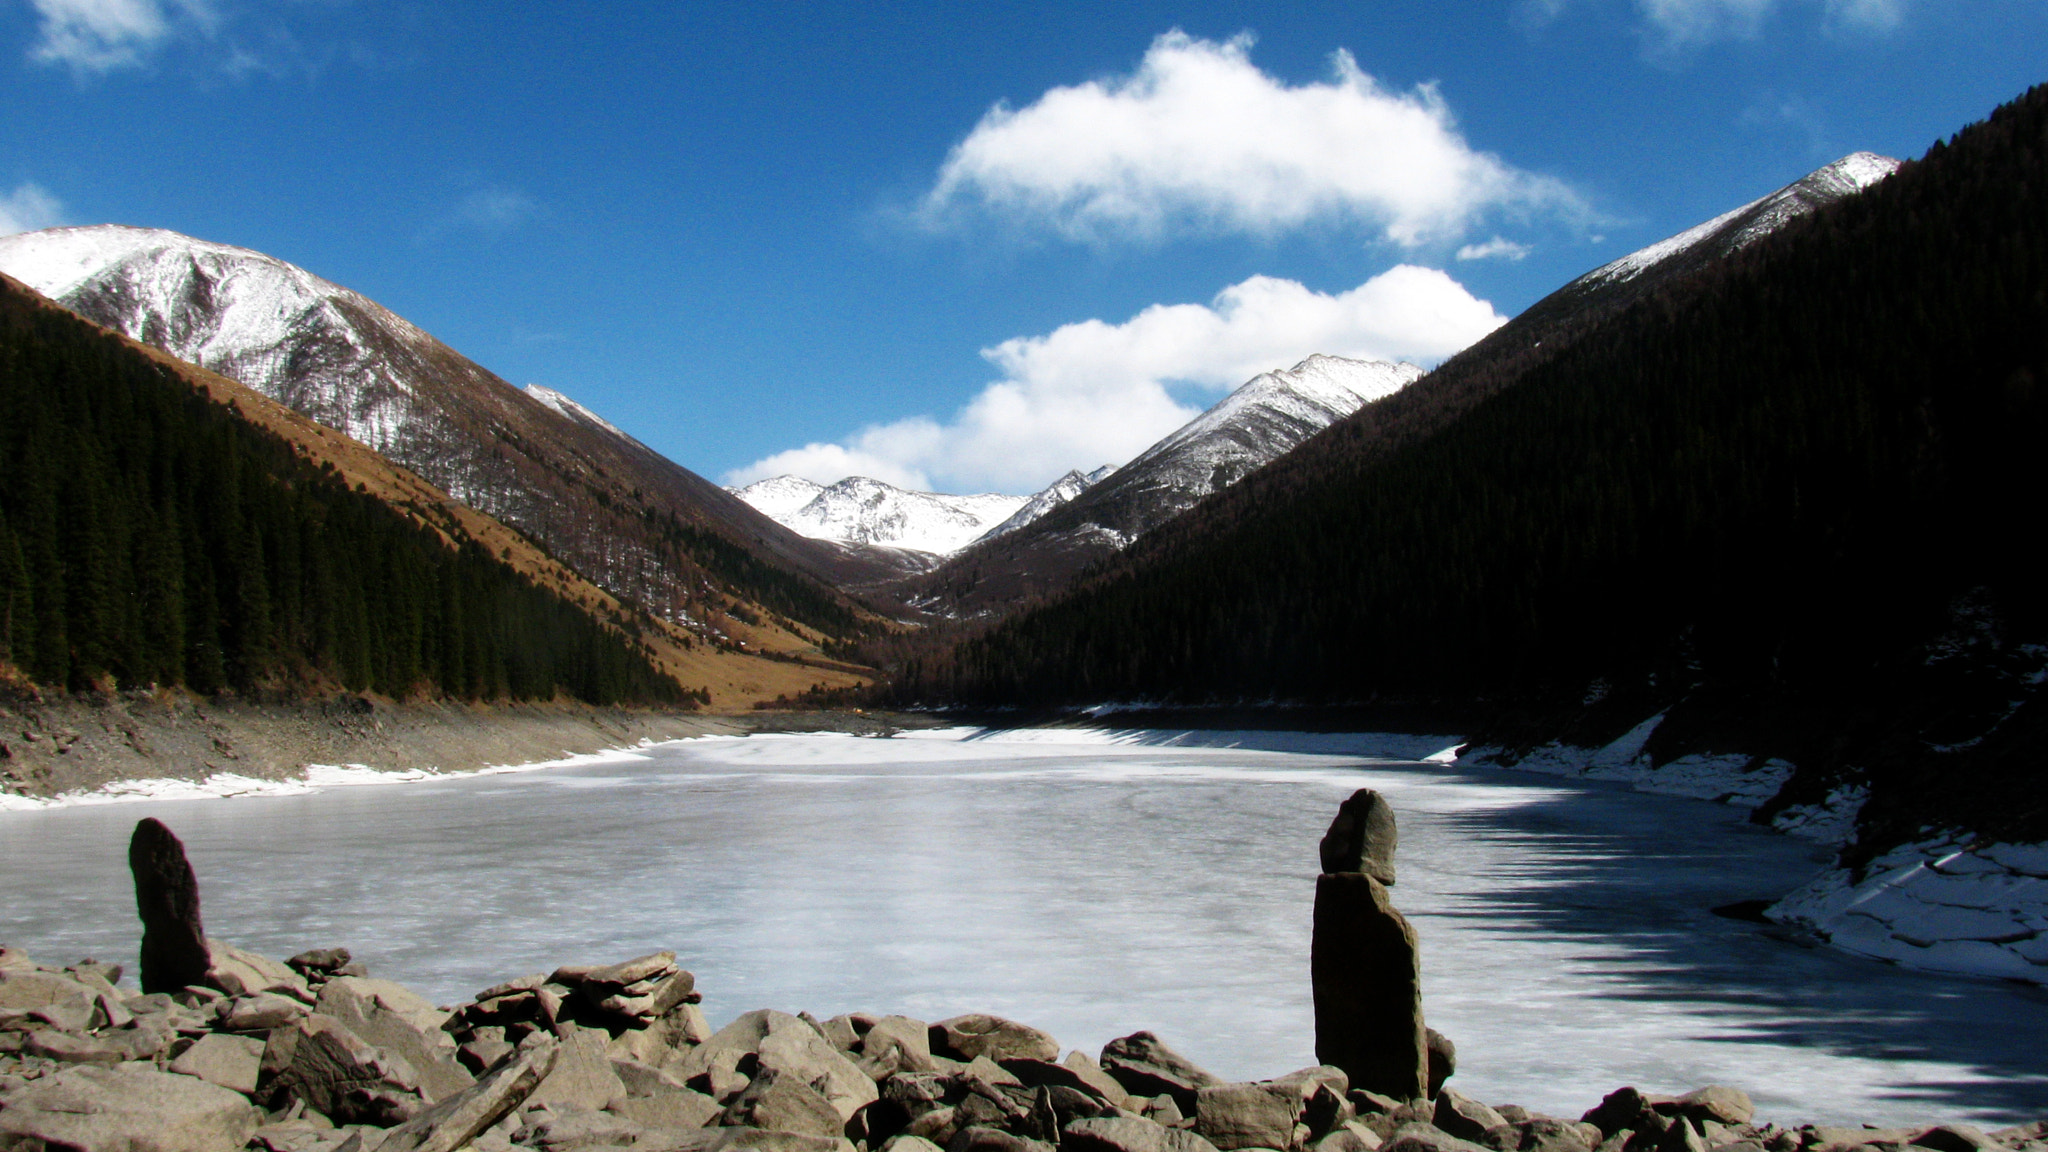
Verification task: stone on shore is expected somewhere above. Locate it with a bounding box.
[1311,873,1427,1101]
[1433,1089,1510,1143]
[1063,1115,1222,1152]
[206,939,313,1003]
[1320,790,1399,885]
[1381,1122,1496,1152]
[1099,1032,1224,1115]
[168,1031,267,1094]
[532,1026,626,1112]
[261,1012,428,1125]
[1668,1088,1753,1128]
[0,1063,261,1152]
[720,1066,850,1138]
[1193,1080,1308,1151]
[373,1035,560,1152]
[130,817,212,995]
[315,976,474,1101]
[1426,1030,1457,1098]
[931,1015,1059,1064]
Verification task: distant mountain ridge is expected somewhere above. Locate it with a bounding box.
[0,225,872,655]
[731,467,1116,559]
[903,354,1426,617]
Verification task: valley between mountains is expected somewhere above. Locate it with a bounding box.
[2,84,2046,997]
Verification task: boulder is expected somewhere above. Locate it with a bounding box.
[1504,1120,1599,1152]
[931,1015,1060,1064]
[1063,1115,1223,1152]
[615,1085,723,1130]
[1001,1058,1125,1105]
[1664,1089,1753,1129]
[1099,1032,1225,1115]
[206,940,313,1004]
[533,1026,627,1112]
[884,1138,949,1152]
[1910,1128,2006,1152]
[859,1016,939,1080]
[1311,874,1427,1101]
[721,1067,849,1138]
[0,1063,261,1152]
[1433,1091,1509,1144]
[316,977,473,1101]
[1425,1031,1456,1098]
[1654,1119,1705,1152]
[22,1029,153,1065]
[1316,1123,1387,1152]
[221,992,310,1033]
[756,1024,881,1121]
[169,1032,267,1095]
[261,1012,427,1125]
[1059,1051,1135,1108]
[1582,1091,1666,1141]
[372,1036,559,1152]
[130,818,213,995]
[287,948,353,977]
[947,1129,1056,1152]
[702,1130,856,1152]
[0,968,100,1028]
[1320,790,1399,885]
[1382,1123,1496,1152]
[1194,1081,1306,1151]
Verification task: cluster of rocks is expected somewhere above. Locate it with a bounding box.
[6,939,2045,1152]
[5,806,2046,1152]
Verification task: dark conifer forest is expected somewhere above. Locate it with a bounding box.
[0,278,687,706]
[900,86,2048,842]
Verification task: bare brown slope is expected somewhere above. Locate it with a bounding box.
[0,272,868,710]
[3,225,873,647]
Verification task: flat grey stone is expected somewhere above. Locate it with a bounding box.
[0,1063,261,1152]
[169,1032,266,1095]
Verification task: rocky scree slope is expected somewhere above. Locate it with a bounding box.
[0,226,874,658]
[904,356,1423,618]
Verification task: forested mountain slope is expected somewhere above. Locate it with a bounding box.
[0,227,874,653]
[0,274,869,708]
[906,86,2048,851]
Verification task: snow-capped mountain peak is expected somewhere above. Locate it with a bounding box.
[1584,152,1900,288]
[972,466,1114,546]
[1125,353,1425,491]
[731,475,1028,556]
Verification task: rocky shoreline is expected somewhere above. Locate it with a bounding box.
[5,935,2043,1152]
[0,690,935,806]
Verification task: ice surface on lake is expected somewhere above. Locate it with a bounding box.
[4,729,2044,1128]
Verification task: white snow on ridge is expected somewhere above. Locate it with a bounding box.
[525,384,630,441]
[1768,837,2048,987]
[972,465,1113,546]
[732,475,1027,555]
[1581,152,1899,288]
[1123,354,1424,498]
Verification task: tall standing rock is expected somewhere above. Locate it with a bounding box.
[1319,789,1398,885]
[130,818,209,994]
[1311,790,1427,1101]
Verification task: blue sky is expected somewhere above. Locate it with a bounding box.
[2,1,2042,494]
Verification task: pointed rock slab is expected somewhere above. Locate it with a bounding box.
[261,1012,427,1125]
[1320,790,1398,885]
[206,939,312,1003]
[374,1037,560,1152]
[0,1063,261,1152]
[316,976,473,1102]
[131,818,211,995]
[1098,1032,1224,1116]
[1310,874,1426,1102]
[721,1066,849,1138]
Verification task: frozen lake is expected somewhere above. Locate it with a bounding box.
[3,728,2043,1127]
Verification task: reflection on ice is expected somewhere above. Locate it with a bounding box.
[2,728,2043,1129]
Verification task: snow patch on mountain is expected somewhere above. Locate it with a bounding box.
[1118,354,1424,506]
[732,476,1028,555]
[974,465,1113,545]
[525,384,630,442]
[1583,152,1899,288]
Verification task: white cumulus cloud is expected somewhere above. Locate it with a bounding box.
[0,184,65,236]
[922,31,1583,247]
[728,265,1506,495]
